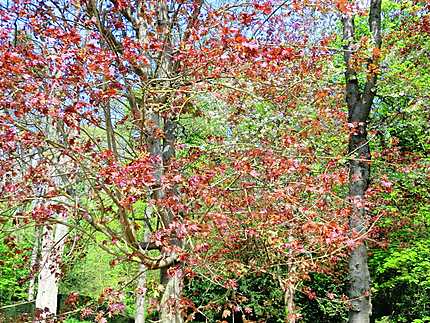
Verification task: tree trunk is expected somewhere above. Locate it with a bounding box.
[34,125,72,318]
[148,1,183,321]
[348,243,371,323]
[160,269,183,323]
[135,263,147,323]
[28,226,41,302]
[35,220,68,316]
[285,283,296,323]
[348,129,372,322]
[342,1,382,322]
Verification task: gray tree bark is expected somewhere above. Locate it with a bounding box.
[342,1,382,322]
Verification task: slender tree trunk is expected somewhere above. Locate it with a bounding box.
[342,1,382,322]
[285,283,296,323]
[284,235,296,323]
[35,220,68,316]
[135,263,147,323]
[28,226,41,302]
[29,182,46,302]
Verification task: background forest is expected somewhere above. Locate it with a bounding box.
[0,0,429,323]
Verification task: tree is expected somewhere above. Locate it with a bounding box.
[341,0,382,322]
[4,1,326,320]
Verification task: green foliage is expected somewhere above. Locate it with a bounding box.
[60,235,145,319]
[369,111,430,322]
[369,150,430,322]
[64,319,92,323]
[184,271,350,322]
[178,95,229,147]
[184,272,285,322]
[61,243,129,298]
[0,238,31,304]
[297,273,348,323]
[368,25,430,318]
[371,238,430,322]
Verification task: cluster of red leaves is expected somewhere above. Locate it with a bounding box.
[175,145,353,280]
